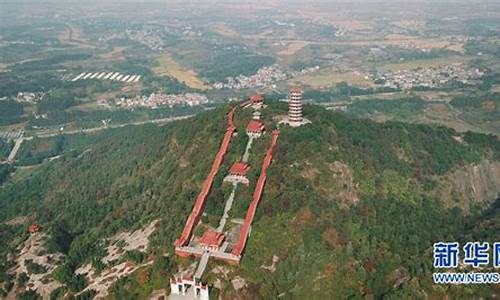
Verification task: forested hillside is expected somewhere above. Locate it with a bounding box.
[0,103,499,298]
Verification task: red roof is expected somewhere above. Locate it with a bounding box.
[199,230,225,247]
[29,224,41,234]
[250,94,264,103]
[289,87,303,93]
[247,120,265,133]
[229,162,249,176]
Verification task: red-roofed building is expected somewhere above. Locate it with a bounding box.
[199,230,225,252]
[289,86,303,93]
[246,120,265,138]
[250,94,264,104]
[229,162,249,176]
[225,162,250,185]
[250,94,264,109]
[29,224,41,234]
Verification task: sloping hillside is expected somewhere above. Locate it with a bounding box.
[1,103,499,298]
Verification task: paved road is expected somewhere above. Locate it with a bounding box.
[6,137,24,162]
[1,115,194,163]
[217,183,237,232]
[242,136,254,163]
[32,115,194,138]
[194,252,211,280]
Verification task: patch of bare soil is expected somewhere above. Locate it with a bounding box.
[5,216,27,226]
[8,233,64,299]
[74,220,159,299]
[260,255,280,273]
[102,220,159,264]
[299,160,360,207]
[231,276,247,291]
[77,261,153,299]
[150,289,167,300]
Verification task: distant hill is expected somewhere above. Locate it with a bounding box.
[1,102,499,298]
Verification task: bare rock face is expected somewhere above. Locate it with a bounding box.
[433,159,500,213]
[8,233,64,300]
[327,161,360,206]
[300,160,360,207]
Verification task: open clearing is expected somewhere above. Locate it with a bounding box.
[57,24,96,49]
[153,53,209,90]
[491,84,500,93]
[277,41,310,56]
[382,55,467,71]
[0,63,9,72]
[98,46,128,60]
[10,165,42,183]
[75,220,159,298]
[67,101,103,112]
[329,19,374,31]
[8,233,64,299]
[384,34,465,53]
[211,22,240,38]
[294,67,372,88]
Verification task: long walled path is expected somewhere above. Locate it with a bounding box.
[231,130,280,257]
[175,107,237,247]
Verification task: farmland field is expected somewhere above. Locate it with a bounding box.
[152,53,209,90]
[294,67,372,88]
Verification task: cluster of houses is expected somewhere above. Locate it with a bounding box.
[126,29,165,51]
[213,64,320,90]
[5,92,45,103]
[113,93,209,109]
[213,64,287,90]
[379,64,484,90]
[126,25,201,52]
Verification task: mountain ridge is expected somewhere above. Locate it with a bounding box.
[1,102,499,298]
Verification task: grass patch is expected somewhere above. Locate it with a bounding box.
[152,53,209,90]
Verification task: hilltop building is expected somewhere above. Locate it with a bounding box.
[224,162,250,185]
[246,120,265,138]
[199,230,225,252]
[288,87,303,123]
[252,110,261,120]
[250,94,264,109]
[280,87,311,127]
[29,224,41,234]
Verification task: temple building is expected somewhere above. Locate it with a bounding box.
[224,162,250,185]
[250,94,264,109]
[29,224,41,234]
[198,230,225,252]
[252,110,261,120]
[280,86,311,127]
[288,87,303,123]
[246,120,265,138]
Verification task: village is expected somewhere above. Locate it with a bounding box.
[2,92,45,104]
[379,63,484,90]
[212,64,319,90]
[126,26,202,52]
[113,92,210,109]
